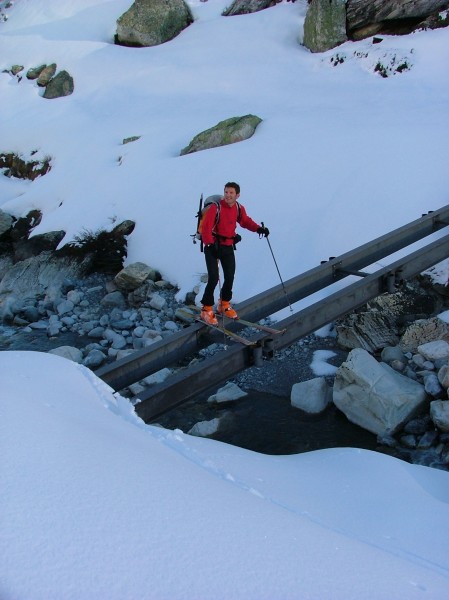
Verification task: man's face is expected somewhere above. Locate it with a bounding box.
[224,186,240,207]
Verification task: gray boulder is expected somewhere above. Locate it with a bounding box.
[399,317,449,353]
[346,0,449,39]
[48,346,83,363]
[43,70,74,99]
[303,0,347,53]
[222,0,273,16]
[291,377,332,414]
[180,115,262,155]
[333,348,428,435]
[115,0,193,48]
[336,311,399,353]
[114,262,160,290]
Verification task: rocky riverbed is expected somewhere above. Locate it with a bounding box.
[1,256,449,471]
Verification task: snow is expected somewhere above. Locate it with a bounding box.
[2,351,449,599]
[1,1,449,598]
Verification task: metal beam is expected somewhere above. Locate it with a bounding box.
[98,204,449,391]
[134,232,449,422]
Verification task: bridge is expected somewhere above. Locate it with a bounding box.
[96,204,449,423]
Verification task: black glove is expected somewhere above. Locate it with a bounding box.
[257,226,269,237]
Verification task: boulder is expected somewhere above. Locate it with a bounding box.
[37,63,56,87]
[417,340,449,362]
[291,377,332,413]
[26,64,47,80]
[115,0,193,48]
[222,0,273,16]
[43,70,74,99]
[114,262,160,290]
[335,310,398,352]
[48,346,83,363]
[333,348,428,435]
[346,0,449,39]
[399,317,449,353]
[180,115,262,155]
[303,0,347,53]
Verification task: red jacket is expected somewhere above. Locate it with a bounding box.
[201,199,260,246]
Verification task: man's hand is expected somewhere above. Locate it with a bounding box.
[257,226,269,237]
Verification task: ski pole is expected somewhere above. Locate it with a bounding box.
[217,259,227,348]
[261,222,293,313]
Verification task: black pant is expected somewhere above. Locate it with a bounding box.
[201,244,235,306]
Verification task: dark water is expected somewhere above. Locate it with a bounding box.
[154,390,378,456]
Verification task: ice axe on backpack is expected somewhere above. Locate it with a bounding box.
[261,221,293,313]
[191,193,205,251]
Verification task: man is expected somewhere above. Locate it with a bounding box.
[200,181,269,325]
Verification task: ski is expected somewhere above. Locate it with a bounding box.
[226,316,285,335]
[177,309,255,346]
[186,305,285,335]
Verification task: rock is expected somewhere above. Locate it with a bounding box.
[403,415,432,434]
[43,70,74,99]
[400,317,449,353]
[13,230,66,262]
[0,252,90,308]
[48,345,83,363]
[303,0,347,53]
[417,430,438,449]
[26,64,47,80]
[346,0,449,39]
[291,377,331,414]
[188,418,220,437]
[149,294,166,311]
[83,349,106,368]
[430,400,449,432]
[115,0,193,48]
[100,290,126,309]
[0,209,13,236]
[438,364,449,389]
[380,345,407,364]
[333,348,428,435]
[222,0,273,16]
[417,340,449,362]
[37,63,56,87]
[56,299,74,316]
[114,262,159,290]
[423,372,443,398]
[335,311,399,352]
[208,382,247,403]
[180,115,262,155]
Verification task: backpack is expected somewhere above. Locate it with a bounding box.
[193,194,241,251]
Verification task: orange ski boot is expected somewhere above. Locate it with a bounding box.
[217,300,238,319]
[200,305,218,326]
